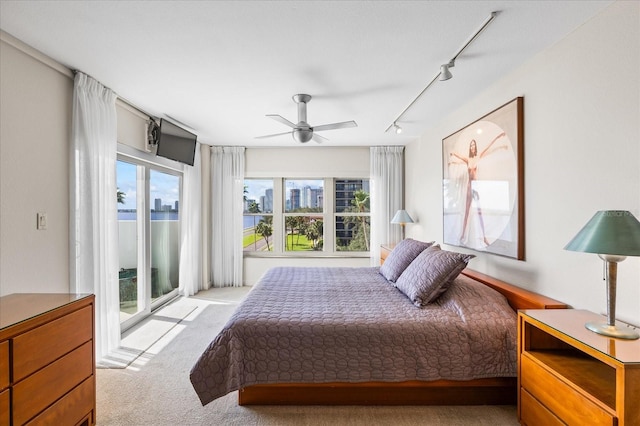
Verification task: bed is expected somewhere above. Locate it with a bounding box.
[190,243,566,406]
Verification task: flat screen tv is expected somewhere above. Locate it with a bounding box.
[156,119,197,166]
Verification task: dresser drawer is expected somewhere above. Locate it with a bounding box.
[26,375,95,426]
[0,341,9,390]
[13,305,92,382]
[13,341,93,425]
[520,387,564,426]
[0,388,10,426]
[521,353,615,425]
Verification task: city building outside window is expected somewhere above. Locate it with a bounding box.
[243,178,369,255]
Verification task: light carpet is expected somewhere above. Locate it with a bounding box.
[99,303,198,369]
[96,286,519,425]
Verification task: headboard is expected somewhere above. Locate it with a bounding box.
[461,269,568,311]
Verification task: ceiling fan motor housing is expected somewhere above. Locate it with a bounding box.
[293,128,313,143]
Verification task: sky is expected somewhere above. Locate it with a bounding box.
[244,179,272,202]
[244,179,324,203]
[117,160,180,210]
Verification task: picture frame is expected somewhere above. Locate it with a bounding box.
[442,97,524,259]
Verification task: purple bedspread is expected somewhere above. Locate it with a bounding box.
[190,267,517,405]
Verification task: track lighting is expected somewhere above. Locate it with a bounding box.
[439,61,454,81]
[385,11,498,135]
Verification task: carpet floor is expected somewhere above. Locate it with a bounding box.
[96,286,519,425]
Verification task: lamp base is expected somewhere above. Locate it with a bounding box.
[585,321,639,340]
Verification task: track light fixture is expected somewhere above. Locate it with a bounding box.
[385,11,498,135]
[439,61,455,81]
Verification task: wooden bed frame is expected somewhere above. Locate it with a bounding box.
[238,268,567,406]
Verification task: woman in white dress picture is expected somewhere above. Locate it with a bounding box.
[449,132,507,247]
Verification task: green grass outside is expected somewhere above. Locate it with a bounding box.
[285,234,321,251]
[243,230,321,251]
[243,232,259,247]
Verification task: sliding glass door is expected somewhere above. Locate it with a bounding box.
[117,158,181,331]
[117,160,141,323]
[149,170,180,305]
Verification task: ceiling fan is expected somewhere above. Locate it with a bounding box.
[256,94,357,143]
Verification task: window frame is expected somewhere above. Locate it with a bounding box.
[283,178,326,253]
[243,177,370,258]
[243,178,275,252]
[117,143,184,332]
[334,179,371,253]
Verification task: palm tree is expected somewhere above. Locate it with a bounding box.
[352,189,370,251]
[294,216,305,245]
[246,202,262,249]
[298,218,310,245]
[255,219,272,251]
[338,189,370,251]
[306,219,323,250]
[248,202,261,214]
[117,188,126,204]
[285,216,298,250]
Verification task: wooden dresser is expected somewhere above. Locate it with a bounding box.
[518,309,640,426]
[0,293,96,426]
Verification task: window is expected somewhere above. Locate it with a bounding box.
[117,154,182,331]
[243,178,370,256]
[335,179,370,252]
[284,179,324,251]
[150,170,181,302]
[117,160,139,318]
[243,179,273,252]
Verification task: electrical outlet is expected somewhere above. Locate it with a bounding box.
[37,213,47,230]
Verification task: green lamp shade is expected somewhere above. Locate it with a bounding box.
[564,211,640,256]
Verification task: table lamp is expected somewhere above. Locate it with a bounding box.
[391,210,414,240]
[564,210,640,339]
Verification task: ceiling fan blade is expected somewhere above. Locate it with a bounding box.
[312,133,328,144]
[255,131,293,139]
[312,120,358,132]
[266,114,297,128]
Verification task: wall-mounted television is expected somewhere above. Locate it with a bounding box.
[156,118,197,166]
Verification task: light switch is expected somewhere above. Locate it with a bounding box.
[37,213,47,230]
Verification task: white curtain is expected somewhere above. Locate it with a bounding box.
[211,146,245,287]
[70,72,120,361]
[370,146,405,265]
[179,144,203,296]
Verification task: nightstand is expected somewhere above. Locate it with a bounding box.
[518,309,640,425]
[379,244,395,265]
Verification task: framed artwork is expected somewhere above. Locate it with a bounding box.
[442,97,524,259]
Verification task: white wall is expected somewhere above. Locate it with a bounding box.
[405,1,640,325]
[242,146,371,284]
[0,31,175,296]
[116,101,148,152]
[0,34,73,295]
[246,146,369,178]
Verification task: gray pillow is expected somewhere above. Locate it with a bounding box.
[395,245,475,307]
[379,238,434,282]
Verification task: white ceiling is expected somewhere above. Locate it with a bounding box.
[0,1,612,147]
